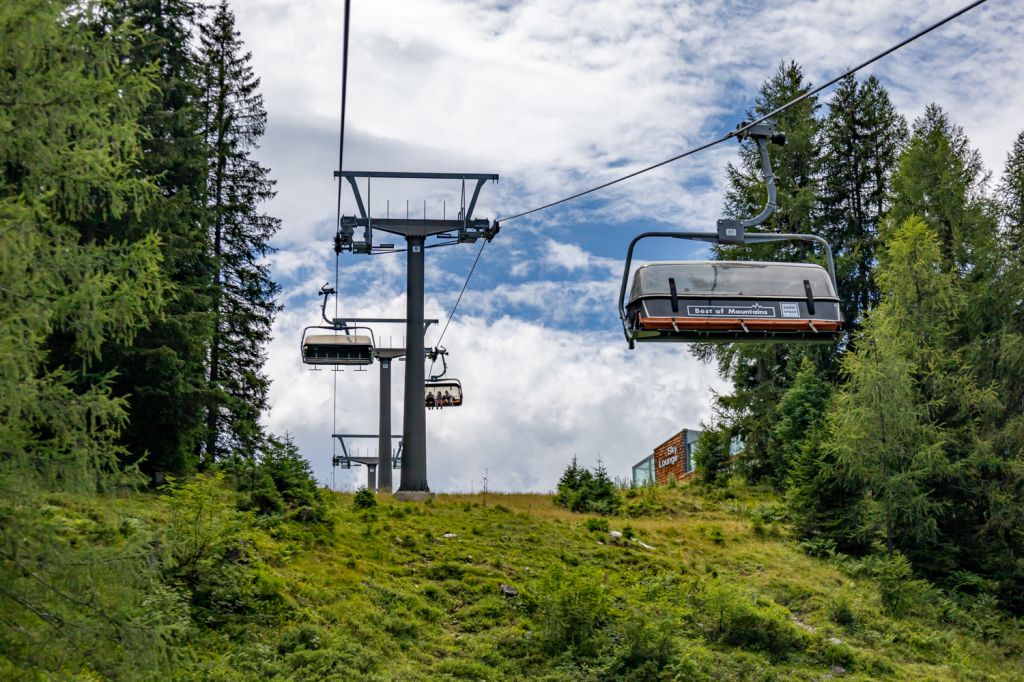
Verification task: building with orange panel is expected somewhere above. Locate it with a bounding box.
[631,428,701,486]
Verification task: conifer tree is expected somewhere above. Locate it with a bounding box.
[773,358,832,477]
[0,2,179,672]
[890,104,990,272]
[827,217,967,557]
[819,75,907,338]
[1001,131,1024,250]
[963,130,1024,612]
[780,360,867,550]
[81,0,214,476]
[199,1,281,461]
[692,427,731,487]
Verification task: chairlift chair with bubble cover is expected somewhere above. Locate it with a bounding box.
[300,283,376,365]
[618,121,843,347]
[424,346,463,409]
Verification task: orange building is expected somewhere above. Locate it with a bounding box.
[631,429,701,486]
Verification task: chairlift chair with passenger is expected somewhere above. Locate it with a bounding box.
[618,121,843,347]
[424,346,463,409]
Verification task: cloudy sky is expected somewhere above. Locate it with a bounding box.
[232,0,1024,492]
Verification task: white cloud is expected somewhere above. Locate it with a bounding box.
[265,298,727,492]
[542,239,591,272]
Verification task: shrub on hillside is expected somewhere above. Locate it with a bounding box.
[698,580,806,659]
[162,474,291,626]
[227,433,327,523]
[535,569,612,659]
[555,457,620,515]
[353,487,377,510]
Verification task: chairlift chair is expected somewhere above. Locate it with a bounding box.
[300,283,376,365]
[625,259,841,343]
[425,379,463,409]
[302,330,375,365]
[618,120,843,347]
[424,346,463,409]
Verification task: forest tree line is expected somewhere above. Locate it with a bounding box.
[0,2,333,674]
[1,0,283,483]
[693,62,1024,615]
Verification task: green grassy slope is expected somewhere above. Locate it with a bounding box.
[5,479,1022,680]
[185,482,1022,681]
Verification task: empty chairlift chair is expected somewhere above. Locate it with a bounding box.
[617,119,844,347]
[301,329,375,366]
[625,260,842,343]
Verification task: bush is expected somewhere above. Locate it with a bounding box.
[227,434,327,523]
[874,554,935,618]
[827,593,856,626]
[693,428,732,486]
[352,487,377,510]
[699,581,806,659]
[535,569,611,659]
[601,608,676,680]
[585,517,609,533]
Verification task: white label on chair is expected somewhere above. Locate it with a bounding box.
[780,302,800,318]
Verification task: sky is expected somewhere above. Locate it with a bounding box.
[231,0,1024,492]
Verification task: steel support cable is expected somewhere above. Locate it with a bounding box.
[331,0,353,463]
[499,0,990,224]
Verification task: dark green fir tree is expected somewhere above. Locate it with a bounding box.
[83,0,214,477]
[199,1,281,461]
[818,75,907,339]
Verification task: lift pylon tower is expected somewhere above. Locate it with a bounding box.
[326,316,437,493]
[333,171,499,496]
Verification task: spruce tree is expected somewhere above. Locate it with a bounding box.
[889,104,990,272]
[780,359,867,551]
[964,130,1024,612]
[80,0,214,477]
[199,1,281,461]
[773,358,832,477]
[819,75,907,338]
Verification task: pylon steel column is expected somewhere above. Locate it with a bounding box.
[400,234,428,491]
[334,170,498,496]
[377,356,392,492]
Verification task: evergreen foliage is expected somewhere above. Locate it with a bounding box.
[695,61,824,485]
[353,487,377,511]
[889,104,991,272]
[199,1,282,461]
[88,0,215,476]
[0,1,179,674]
[692,427,732,486]
[819,75,907,338]
[555,456,621,515]
[225,433,327,522]
[826,218,978,557]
